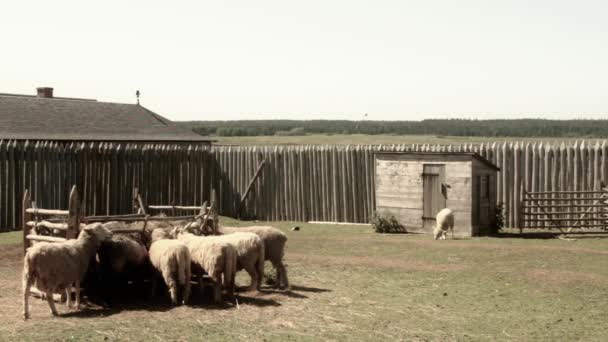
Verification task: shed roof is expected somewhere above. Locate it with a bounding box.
[374,151,500,171]
[0,93,213,142]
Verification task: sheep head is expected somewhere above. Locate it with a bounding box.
[150,228,169,242]
[81,223,113,241]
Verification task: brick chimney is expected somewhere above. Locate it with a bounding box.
[36,87,54,98]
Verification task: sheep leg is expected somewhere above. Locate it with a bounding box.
[45,290,59,316]
[149,277,158,300]
[222,272,235,300]
[182,279,191,305]
[198,274,205,296]
[22,272,34,320]
[213,282,222,304]
[274,263,282,288]
[273,260,289,290]
[164,269,178,305]
[280,263,290,290]
[74,281,81,310]
[66,286,72,308]
[243,264,258,291]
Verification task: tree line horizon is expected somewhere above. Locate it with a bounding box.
[177,119,608,138]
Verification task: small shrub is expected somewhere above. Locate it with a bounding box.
[371,212,406,234]
[491,202,505,234]
[263,269,277,286]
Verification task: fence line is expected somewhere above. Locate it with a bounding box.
[1,140,607,231]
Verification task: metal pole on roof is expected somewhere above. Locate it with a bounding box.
[136,90,140,105]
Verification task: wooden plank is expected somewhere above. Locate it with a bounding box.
[26,235,67,243]
[523,196,607,201]
[25,208,69,216]
[67,185,80,239]
[239,159,266,207]
[148,205,205,211]
[26,221,68,230]
[22,189,31,253]
[523,203,607,208]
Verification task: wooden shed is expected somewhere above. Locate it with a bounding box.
[374,152,499,237]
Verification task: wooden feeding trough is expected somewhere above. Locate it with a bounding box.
[80,188,219,236]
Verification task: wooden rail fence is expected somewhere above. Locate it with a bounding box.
[1,140,608,231]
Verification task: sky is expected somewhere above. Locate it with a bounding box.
[1,0,607,121]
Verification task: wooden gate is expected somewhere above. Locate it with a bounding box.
[522,189,608,232]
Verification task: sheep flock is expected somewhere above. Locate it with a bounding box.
[22,220,289,319]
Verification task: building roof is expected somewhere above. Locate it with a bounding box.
[0,92,213,142]
[374,151,500,171]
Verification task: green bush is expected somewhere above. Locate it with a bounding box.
[371,212,406,233]
[490,202,505,234]
[263,269,277,286]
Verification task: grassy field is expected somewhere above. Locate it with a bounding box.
[213,134,596,146]
[1,219,608,341]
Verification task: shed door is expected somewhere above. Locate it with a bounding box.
[422,164,446,229]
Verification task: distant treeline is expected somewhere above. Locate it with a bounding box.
[177,119,608,137]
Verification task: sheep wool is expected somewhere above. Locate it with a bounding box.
[219,225,289,290]
[205,233,265,291]
[178,232,237,304]
[22,223,112,319]
[149,229,191,305]
[434,208,455,240]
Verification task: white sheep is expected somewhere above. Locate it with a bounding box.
[219,225,289,289]
[209,232,265,291]
[433,208,454,240]
[148,229,191,305]
[176,231,237,304]
[22,223,113,319]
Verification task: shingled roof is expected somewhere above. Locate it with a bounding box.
[0,89,212,142]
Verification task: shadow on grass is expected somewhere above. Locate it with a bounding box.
[79,282,284,316]
[234,295,281,307]
[289,285,332,293]
[492,231,608,240]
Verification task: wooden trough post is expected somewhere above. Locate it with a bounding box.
[22,189,32,254]
[66,185,80,240]
[133,187,147,215]
[211,189,218,235]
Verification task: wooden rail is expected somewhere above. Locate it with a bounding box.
[26,221,69,230]
[26,235,67,243]
[148,205,209,211]
[22,185,80,254]
[25,208,69,216]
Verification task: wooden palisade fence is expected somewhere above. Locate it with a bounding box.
[2,140,608,231]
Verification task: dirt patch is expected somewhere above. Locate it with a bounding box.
[526,268,606,287]
[0,244,23,265]
[289,252,467,273]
